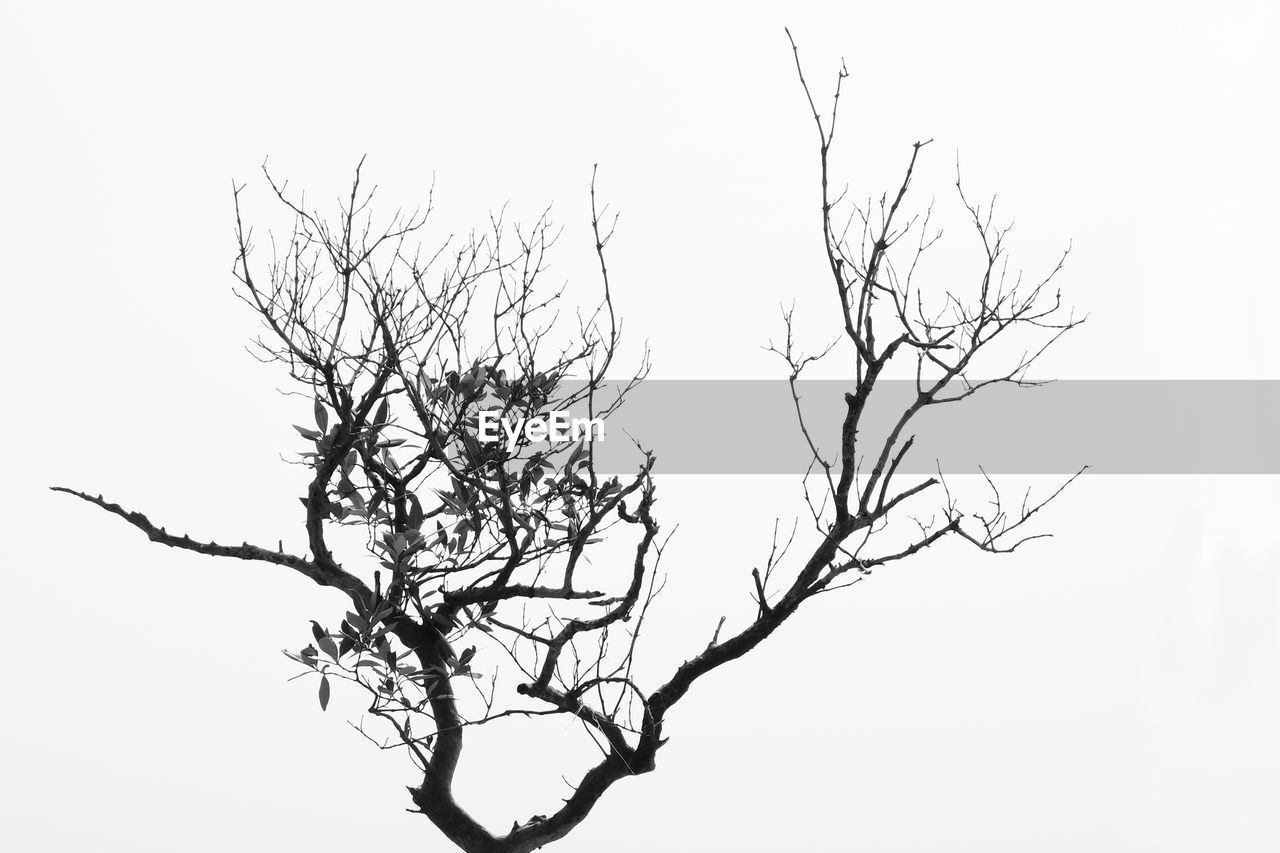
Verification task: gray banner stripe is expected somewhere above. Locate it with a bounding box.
[552,380,1280,475]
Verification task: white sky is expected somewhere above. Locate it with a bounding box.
[3,2,1279,851]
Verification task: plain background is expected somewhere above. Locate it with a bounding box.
[3,1,1279,850]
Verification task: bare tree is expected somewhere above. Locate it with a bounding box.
[54,35,1082,853]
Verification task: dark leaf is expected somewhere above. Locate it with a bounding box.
[430,609,455,631]
[318,635,340,661]
[318,675,331,711]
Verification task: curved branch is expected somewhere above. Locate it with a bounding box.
[49,486,370,600]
